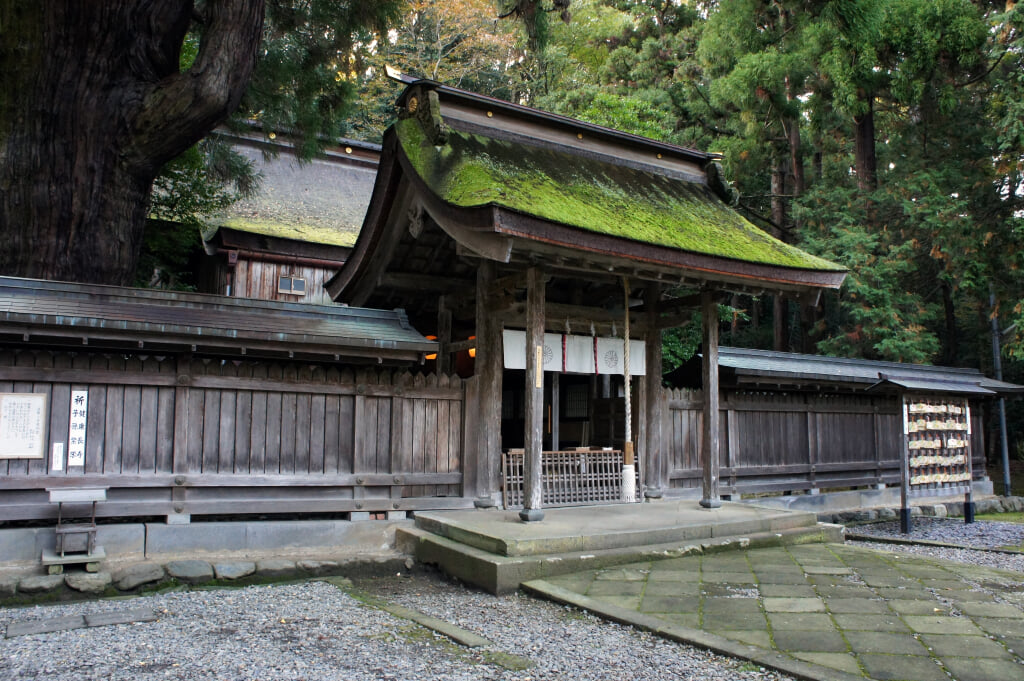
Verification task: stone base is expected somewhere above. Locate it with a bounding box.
[518,508,545,522]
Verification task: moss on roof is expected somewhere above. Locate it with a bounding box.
[216,218,358,248]
[395,118,844,272]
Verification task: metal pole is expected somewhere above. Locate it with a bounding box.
[990,287,1012,497]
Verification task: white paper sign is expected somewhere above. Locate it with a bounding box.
[503,331,645,376]
[0,393,48,459]
[52,442,64,471]
[68,390,88,467]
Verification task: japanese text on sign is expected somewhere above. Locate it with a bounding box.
[0,393,48,459]
[67,390,88,467]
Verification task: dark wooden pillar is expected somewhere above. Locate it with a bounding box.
[436,294,452,376]
[550,371,559,452]
[700,289,722,508]
[475,262,502,506]
[645,283,665,497]
[521,266,545,521]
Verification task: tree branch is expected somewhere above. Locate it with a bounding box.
[129,0,265,173]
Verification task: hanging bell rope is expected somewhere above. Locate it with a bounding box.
[622,276,636,502]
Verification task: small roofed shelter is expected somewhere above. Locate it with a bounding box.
[326,77,847,520]
[200,132,380,304]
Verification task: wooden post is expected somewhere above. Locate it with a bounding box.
[645,283,664,498]
[170,354,192,523]
[899,392,911,533]
[700,290,721,509]
[475,262,502,506]
[521,266,545,521]
[550,371,559,452]
[436,295,452,376]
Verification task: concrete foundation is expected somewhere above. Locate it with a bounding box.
[0,519,412,569]
[739,480,993,514]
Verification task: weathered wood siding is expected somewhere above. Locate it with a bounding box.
[229,259,335,304]
[0,349,466,520]
[665,388,985,495]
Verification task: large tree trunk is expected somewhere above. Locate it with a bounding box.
[770,154,788,351]
[0,1,263,285]
[853,94,878,192]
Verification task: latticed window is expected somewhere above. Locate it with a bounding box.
[278,275,306,295]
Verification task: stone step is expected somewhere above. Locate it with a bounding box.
[413,502,821,557]
[400,522,844,594]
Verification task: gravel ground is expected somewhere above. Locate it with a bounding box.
[5,517,1024,681]
[848,516,1024,572]
[0,574,792,681]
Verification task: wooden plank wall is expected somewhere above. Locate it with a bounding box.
[665,388,986,495]
[233,260,336,305]
[0,349,466,520]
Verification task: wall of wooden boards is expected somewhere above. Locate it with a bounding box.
[0,349,467,520]
[664,388,986,495]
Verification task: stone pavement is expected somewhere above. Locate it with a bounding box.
[524,543,1024,681]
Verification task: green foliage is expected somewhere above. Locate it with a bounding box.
[142,138,261,289]
[242,1,403,154]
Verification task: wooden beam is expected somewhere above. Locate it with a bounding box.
[644,283,665,497]
[436,295,452,375]
[378,272,471,293]
[653,292,727,329]
[475,261,503,505]
[447,338,476,354]
[521,266,545,521]
[550,371,560,452]
[700,289,722,509]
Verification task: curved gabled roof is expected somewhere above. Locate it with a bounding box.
[327,80,845,310]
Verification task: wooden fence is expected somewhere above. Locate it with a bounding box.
[665,388,985,496]
[0,349,469,520]
[502,448,636,508]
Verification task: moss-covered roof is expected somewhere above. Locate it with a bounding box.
[395,118,843,272]
[211,145,372,249]
[213,218,357,248]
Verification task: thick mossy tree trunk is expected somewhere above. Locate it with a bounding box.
[0,1,263,285]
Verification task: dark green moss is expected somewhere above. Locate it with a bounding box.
[396,118,844,272]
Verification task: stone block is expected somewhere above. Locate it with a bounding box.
[112,562,166,591]
[18,574,65,594]
[65,571,112,594]
[84,608,157,628]
[0,528,44,566]
[145,523,249,557]
[0,575,19,597]
[214,561,256,580]
[976,498,1004,514]
[876,508,897,521]
[255,559,297,578]
[165,560,213,583]
[932,504,947,518]
[5,615,85,637]
[298,560,339,576]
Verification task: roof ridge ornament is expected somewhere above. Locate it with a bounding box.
[400,84,448,147]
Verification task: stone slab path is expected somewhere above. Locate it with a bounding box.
[524,543,1024,681]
